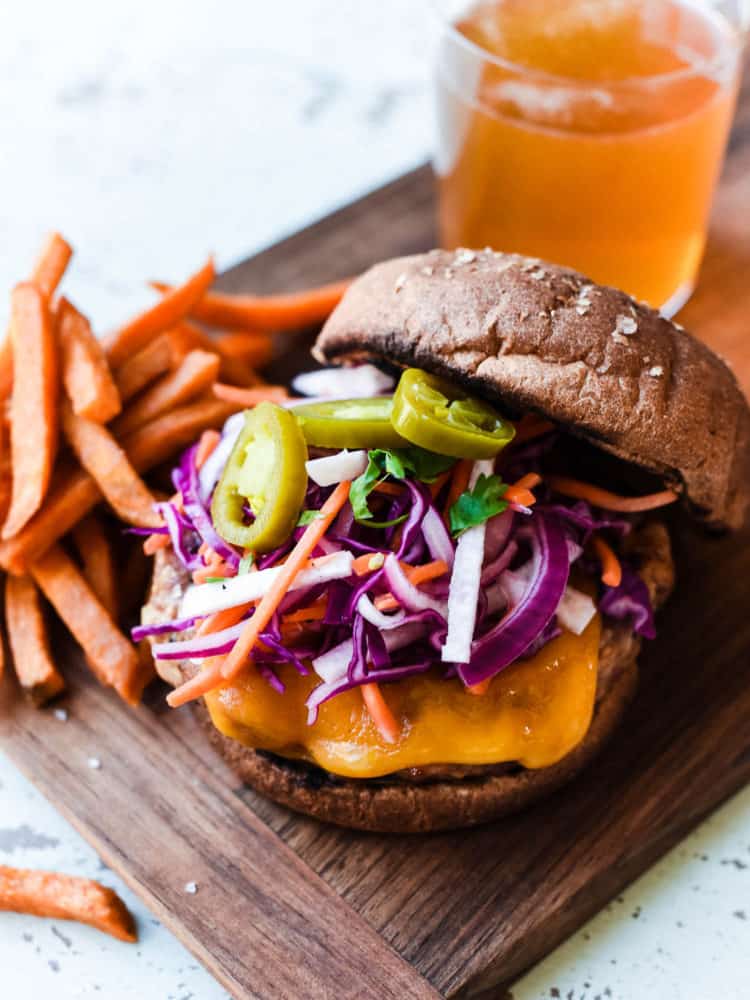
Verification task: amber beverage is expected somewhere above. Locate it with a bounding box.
[434,0,745,313]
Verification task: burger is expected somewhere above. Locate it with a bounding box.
[138,248,750,833]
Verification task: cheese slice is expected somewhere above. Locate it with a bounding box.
[204,614,601,779]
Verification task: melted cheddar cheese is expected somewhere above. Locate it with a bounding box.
[204,614,600,779]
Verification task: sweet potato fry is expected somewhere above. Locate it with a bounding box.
[111,349,220,437]
[165,323,261,387]
[0,866,136,942]
[212,383,288,406]
[4,574,65,705]
[215,330,274,369]
[72,515,118,619]
[0,399,235,573]
[150,276,350,331]
[61,400,160,528]
[0,417,12,526]
[31,544,140,703]
[2,284,59,539]
[105,258,215,366]
[58,298,121,423]
[113,334,174,402]
[0,233,73,402]
[31,232,74,299]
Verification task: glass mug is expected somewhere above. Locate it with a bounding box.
[433,0,747,314]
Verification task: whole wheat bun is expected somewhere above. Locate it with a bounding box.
[314,249,750,531]
[144,521,674,833]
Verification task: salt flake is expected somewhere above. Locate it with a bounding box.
[649,365,664,377]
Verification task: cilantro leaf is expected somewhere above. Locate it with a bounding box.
[297,509,323,527]
[204,576,229,584]
[348,446,456,525]
[449,474,509,536]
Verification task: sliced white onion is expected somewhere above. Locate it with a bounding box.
[383,554,448,617]
[499,562,534,606]
[198,411,245,501]
[422,505,455,568]
[291,365,394,399]
[305,450,368,487]
[180,551,354,619]
[356,594,406,630]
[440,460,494,664]
[312,621,427,683]
[556,586,597,635]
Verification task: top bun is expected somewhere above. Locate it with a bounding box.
[314,248,750,530]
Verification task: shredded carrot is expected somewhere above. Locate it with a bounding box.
[592,535,623,588]
[429,470,452,500]
[512,472,542,491]
[167,480,351,705]
[467,679,491,696]
[195,429,220,470]
[143,532,170,555]
[443,459,473,523]
[352,552,386,576]
[361,683,400,744]
[283,598,327,623]
[105,258,215,367]
[374,559,450,612]
[512,414,555,446]
[196,604,250,637]
[546,475,679,513]
[192,552,233,585]
[504,486,537,507]
[151,277,351,332]
[212,382,288,407]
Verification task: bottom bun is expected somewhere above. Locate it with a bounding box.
[192,653,637,832]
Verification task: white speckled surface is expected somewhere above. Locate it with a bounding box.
[0,2,748,998]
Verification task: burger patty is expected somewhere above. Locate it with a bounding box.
[143,518,674,785]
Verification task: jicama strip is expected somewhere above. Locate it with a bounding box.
[179,551,354,620]
[441,460,494,664]
[556,586,597,636]
[305,450,368,488]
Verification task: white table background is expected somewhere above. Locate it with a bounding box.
[0,1,748,997]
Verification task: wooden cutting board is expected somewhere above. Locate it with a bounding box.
[2,66,750,999]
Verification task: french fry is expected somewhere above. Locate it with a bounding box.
[72,515,118,619]
[61,400,160,528]
[166,323,262,387]
[58,298,122,423]
[0,233,73,402]
[104,258,215,366]
[0,866,137,942]
[30,232,74,299]
[212,382,288,406]
[214,330,273,368]
[112,334,173,402]
[150,276,350,331]
[0,399,235,573]
[30,545,140,704]
[111,349,220,437]
[0,417,12,526]
[2,284,59,539]
[5,574,65,705]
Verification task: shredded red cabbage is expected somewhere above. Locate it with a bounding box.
[141,417,661,716]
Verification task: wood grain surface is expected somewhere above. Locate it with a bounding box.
[2,59,750,1000]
